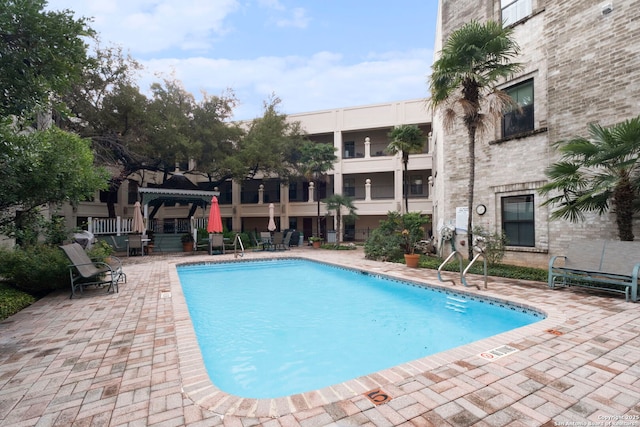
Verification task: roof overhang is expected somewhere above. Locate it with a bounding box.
[138,187,220,205]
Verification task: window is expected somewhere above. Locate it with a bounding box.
[502,195,535,247]
[501,0,532,26]
[344,141,355,159]
[410,175,423,195]
[343,178,355,197]
[502,79,534,138]
[127,180,138,204]
[289,182,298,201]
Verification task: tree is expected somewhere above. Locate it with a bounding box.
[429,20,521,259]
[538,116,640,241]
[239,97,310,182]
[0,121,109,230]
[0,0,94,118]
[297,141,338,237]
[324,194,358,243]
[386,125,426,213]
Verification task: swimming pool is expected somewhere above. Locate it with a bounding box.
[178,259,543,399]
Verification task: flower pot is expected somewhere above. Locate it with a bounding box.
[182,242,194,252]
[312,240,321,249]
[404,253,420,268]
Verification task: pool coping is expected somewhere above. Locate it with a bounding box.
[169,254,565,419]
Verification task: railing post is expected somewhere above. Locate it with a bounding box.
[116,216,122,236]
[365,179,371,201]
[87,217,93,234]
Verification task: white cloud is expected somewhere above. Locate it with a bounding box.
[138,48,433,120]
[275,8,310,29]
[47,0,239,54]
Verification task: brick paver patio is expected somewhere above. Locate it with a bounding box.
[1,247,639,426]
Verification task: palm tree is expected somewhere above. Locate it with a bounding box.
[298,141,338,238]
[429,20,522,259]
[386,125,426,213]
[539,116,640,241]
[324,194,358,243]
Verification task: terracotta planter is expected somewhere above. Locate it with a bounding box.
[404,253,420,268]
[312,240,321,249]
[182,242,194,252]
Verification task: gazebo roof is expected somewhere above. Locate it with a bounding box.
[139,173,219,205]
[138,187,220,205]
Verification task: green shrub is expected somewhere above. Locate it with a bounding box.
[472,226,507,266]
[364,226,404,261]
[419,255,547,282]
[0,245,69,295]
[87,239,113,262]
[364,211,429,260]
[0,283,36,321]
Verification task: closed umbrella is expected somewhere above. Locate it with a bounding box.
[132,201,145,234]
[207,196,223,233]
[268,203,276,231]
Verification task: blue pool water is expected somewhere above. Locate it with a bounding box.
[178,259,542,399]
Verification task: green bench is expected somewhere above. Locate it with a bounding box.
[548,240,639,302]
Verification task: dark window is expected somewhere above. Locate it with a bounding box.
[344,141,355,159]
[100,189,118,204]
[502,80,534,138]
[343,178,355,197]
[501,0,532,25]
[410,175,423,195]
[502,195,535,247]
[127,180,139,204]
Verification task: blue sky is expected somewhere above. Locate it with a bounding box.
[46,0,439,120]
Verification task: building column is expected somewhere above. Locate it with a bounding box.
[280,182,289,228]
[232,181,242,231]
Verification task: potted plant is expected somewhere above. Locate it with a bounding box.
[181,233,194,252]
[145,230,155,255]
[309,236,323,248]
[397,212,429,268]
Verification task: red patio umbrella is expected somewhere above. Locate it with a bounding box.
[207,196,223,233]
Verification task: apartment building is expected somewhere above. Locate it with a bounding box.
[58,99,433,246]
[431,0,640,267]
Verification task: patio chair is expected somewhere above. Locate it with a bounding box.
[60,243,126,298]
[259,231,273,250]
[250,232,266,251]
[127,234,144,256]
[196,231,211,252]
[270,231,284,251]
[108,236,128,257]
[281,231,292,250]
[209,233,226,254]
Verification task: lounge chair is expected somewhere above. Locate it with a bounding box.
[60,243,126,298]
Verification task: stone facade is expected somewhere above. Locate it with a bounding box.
[432,0,640,267]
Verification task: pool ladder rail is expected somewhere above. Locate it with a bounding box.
[231,233,245,258]
[437,249,487,290]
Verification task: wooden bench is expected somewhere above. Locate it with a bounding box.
[548,240,639,302]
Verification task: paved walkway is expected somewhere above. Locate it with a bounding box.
[1,247,639,426]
